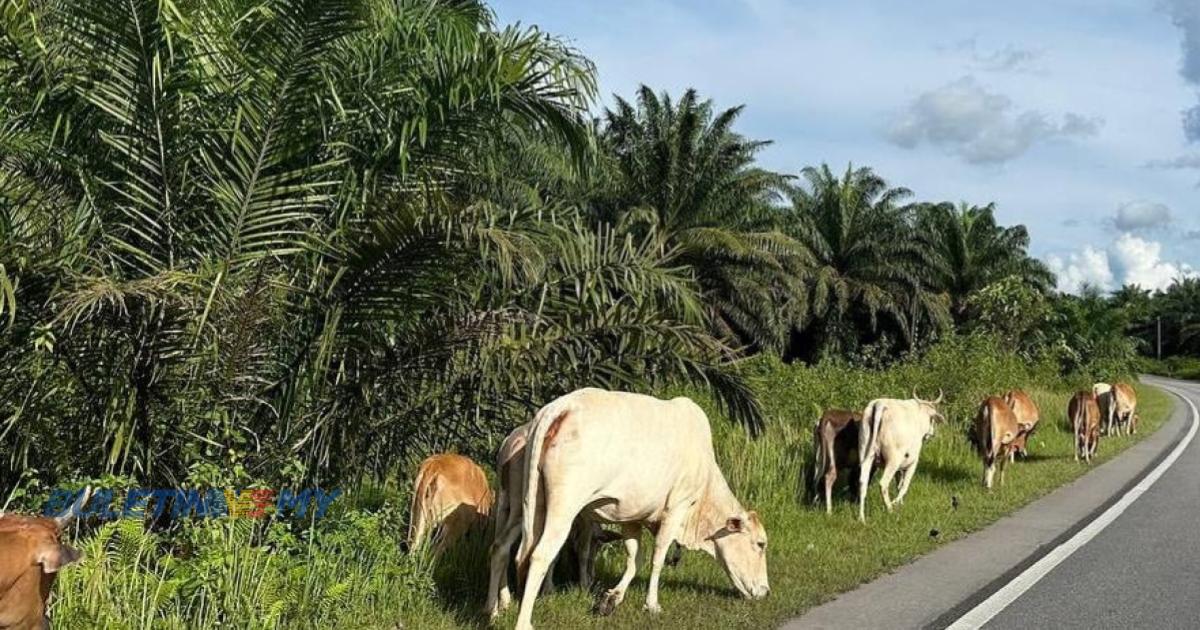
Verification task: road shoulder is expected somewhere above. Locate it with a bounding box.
[781,382,1189,630]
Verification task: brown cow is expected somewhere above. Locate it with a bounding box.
[811,409,863,514]
[1111,383,1139,436]
[407,454,493,556]
[1069,391,1102,463]
[0,489,88,630]
[973,397,1031,488]
[1003,389,1041,460]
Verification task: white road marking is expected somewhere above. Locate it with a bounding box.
[946,382,1200,630]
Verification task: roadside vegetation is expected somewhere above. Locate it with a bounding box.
[45,336,1173,629]
[0,0,1192,629]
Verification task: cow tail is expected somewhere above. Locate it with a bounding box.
[517,399,569,569]
[811,417,825,501]
[407,464,431,550]
[1072,398,1084,442]
[982,402,994,460]
[867,402,884,463]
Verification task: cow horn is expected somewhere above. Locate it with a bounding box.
[55,486,91,529]
[912,389,945,405]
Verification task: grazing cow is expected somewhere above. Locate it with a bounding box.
[0,489,88,630]
[811,409,863,515]
[973,397,1033,488]
[1093,383,1115,435]
[512,388,769,630]
[407,453,493,556]
[485,423,621,620]
[857,390,945,522]
[1003,389,1041,460]
[1069,391,1102,463]
[1111,383,1139,436]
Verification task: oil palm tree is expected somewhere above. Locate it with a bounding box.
[783,164,947,360]
[594,86,810,354]
[0,0,764,484]
[916,202,1054,320]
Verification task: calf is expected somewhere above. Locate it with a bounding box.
[1069,391,1102,463]
[973,397,1032,488]
[1111,383,1139,436]
[0,489,88,630]
[1003,389,1040,460]
[811,409,862,515]
[407,453,493,556]
[857,390,944,522]
[513,388,768,630]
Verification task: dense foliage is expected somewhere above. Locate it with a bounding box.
[0,0,1073,492]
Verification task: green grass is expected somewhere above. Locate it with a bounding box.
[446,384,1174,630]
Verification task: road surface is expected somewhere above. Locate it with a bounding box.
[977,376,1200,629]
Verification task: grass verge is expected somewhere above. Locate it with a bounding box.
[470,384,1174,630]
[46,336,1179,629]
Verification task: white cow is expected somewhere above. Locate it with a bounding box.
[857,390,944,522]
[513,388,769,630]
[1093,383,1115,434]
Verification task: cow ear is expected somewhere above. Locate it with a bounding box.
[37,543,82,574]
[1019,422,1034,432]
[725,515,745,533]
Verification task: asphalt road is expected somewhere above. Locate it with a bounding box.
[980,377,1200,630]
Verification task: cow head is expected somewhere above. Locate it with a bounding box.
[0,488,88,628]
[711,510,769,600]
[913,388,946,434]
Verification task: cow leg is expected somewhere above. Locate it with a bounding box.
[645,511,688,613]
[983,457,996,489]
[857,452,875,522]
[433,506,471,557]
[998,454,1008,486]
[878,459,900,512]
[485,518,522,618]
[514,500,579,630]
[575,521,597,591]
[895,459,919,505]
[597,524,641,616]
[823,466,837,515]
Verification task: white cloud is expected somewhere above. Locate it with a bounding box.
[886,76,1101,164]
[1047,246,1115,294]
[1113,201,1172,231]
[1109,233,1196,290]
[1048,233,1197,293]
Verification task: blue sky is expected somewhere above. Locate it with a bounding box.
[493,0,1200,293]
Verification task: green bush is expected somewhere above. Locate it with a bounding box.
[1138,356,1200,381]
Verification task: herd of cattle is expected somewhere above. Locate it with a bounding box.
[0,383,1141,629]
[401,383,1141,629]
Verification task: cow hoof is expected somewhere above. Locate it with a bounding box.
[596,590,624,616]
[644,602,663,614]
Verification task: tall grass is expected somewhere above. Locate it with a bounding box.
[46,336,1172,629]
